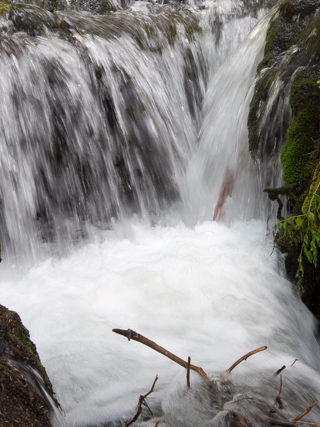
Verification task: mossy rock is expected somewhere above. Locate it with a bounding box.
[0,304,53,390]
[248,0,320,162]
[0,361,53,426]
[257,0,320,72]
[52,5,201,51]
[0,1,56,35]
[0,304,58,425]
[281,67,320,186]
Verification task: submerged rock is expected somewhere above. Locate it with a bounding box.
[0,304,61,426]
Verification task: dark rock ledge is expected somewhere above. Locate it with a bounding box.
[0,303,61,426]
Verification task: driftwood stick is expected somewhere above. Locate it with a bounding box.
[275,365,286,376]
[226,346,267,374]
[289,402,317,423]
[187,357,191,389]
[113,329,209,380]
[125,375,158,427]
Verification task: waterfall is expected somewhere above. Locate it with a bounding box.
[1,1,320,426]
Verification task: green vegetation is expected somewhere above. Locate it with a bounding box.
[274,70,320,289]
[274,164,320,288]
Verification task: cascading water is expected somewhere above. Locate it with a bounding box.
[1,1,320,426]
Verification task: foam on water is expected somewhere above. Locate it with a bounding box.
[1,3,320,426]
[1,220,320,425]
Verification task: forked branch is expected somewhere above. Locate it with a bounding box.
[125,375,159,427]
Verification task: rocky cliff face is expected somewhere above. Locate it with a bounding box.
[0,304,60,426]
[248,0,320,318]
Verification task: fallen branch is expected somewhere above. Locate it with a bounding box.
[289,402,318,423]
[125,375,158,427]
[226,346,268,374]
[113,329,209,380]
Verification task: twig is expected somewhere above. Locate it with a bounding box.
[275,374,284,409]
[295,422,320,426]
[113,329,209,380]
[291,359,299,367]
[187,357,191,389]
[154,422,160,427]
[289,402,317,423]
[275,366,286,376]
[231,397,254,404]
[125,375,159,427]
[225,346,268,374]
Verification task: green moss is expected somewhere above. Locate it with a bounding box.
[281,67,320,186]
[281,112,317,185]
[0,1,10,15]
[257,3,301,73]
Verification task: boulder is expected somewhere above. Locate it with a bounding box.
[0,304,60,426]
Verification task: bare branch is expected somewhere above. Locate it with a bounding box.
[113,329,209,380]
[225,346,267,374]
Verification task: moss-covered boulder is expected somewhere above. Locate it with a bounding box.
[281,67,320,186]
[248,0,320,318]
[248,0,320,162]
[0,304,59,426]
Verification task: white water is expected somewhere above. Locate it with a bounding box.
[1,2,320,426]
[2,220,320,425]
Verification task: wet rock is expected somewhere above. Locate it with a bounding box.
[248,0,320,318]
[208,410,253,426]
[248,0,320,161]
[0,304,60,426]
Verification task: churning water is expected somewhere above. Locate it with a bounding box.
[1,1,320,426]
